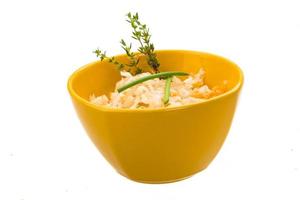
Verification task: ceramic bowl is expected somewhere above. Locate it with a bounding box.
[67,50,243,183]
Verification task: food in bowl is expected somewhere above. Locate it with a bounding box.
[90,69,228,109]
[90,12,227,109]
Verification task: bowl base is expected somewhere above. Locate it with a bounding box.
[116,166,208,184]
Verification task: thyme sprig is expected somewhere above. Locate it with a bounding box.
[126,12,160,73]
[120,39,142,74]
[93,12,160,74]
[93,48,124,70]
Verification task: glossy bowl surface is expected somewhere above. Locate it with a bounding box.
[67,50,243,183]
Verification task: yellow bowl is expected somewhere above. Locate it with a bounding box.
[67,50,243,183]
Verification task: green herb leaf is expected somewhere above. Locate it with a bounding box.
[126,12,160,73]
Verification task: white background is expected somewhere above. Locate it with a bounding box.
[0,0,299,199]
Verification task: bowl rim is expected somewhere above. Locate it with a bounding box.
[67,49,244,113]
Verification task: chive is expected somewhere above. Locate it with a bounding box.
[163,76,172,104]
[117,71,189,93]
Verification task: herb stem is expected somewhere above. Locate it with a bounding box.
[117,71,189,93]
[163,76,172,104]
[126,12,160,73]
